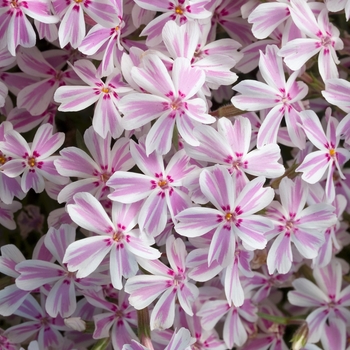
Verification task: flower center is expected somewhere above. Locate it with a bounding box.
[101,87,110,94]
[329,148,336,157]
[174,5,184,15]
[74,0,83,3]
[0,152,7,165]
[100,172,111,183]
[10,0,19,8]
[27,156,36,168]
[113,231,124,242]
[225,212,232,221]
[158,179,168,189]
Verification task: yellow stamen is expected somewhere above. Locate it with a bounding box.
[0,154,6,165]
[158,180,167,187]
[174,6,184,15]
[329,149,336,157]
[101,87,110,93]
[225,213,232,221]
[27,157,36,168]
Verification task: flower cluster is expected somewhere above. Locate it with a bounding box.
[0,0,350,349]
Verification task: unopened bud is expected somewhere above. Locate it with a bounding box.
[64,317,86,332]
[291,322,309,350]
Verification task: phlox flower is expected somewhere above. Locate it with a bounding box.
[207,0,255,45]
[231,45,308,149]
[0,199,21,230]
[16,46,81,116]
[288,260,350,343]
[83,289,138,350]
[322,78,350,113]
[3,294,68,350]
[242,303,288,350]
[161,20,241,89]
[7,103,57,134]
[123,328,193,350]
[54,59,133,138]
[278,0,344,81]
[0,123,68,193]
[52,0,120,48]
[125,235,199,330]
[0,121,25,204]
[265,177,336,275]
[197,294,258,348]
[119,54,215,155]
[175,165,274,267]
[54,126,134,203]
[79,5,137,77]
[133,0,211,46]
[63,192,161,289]
[296,109,350,202]
[107,138,195,237]
[15,224,109,318]
[0,245,30,316]
[325,0,350,20]
[0,0,58,56]
[184,116,285,191]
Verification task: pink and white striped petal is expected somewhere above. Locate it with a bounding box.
[131,54,175,98]
[107,172,153,203]
[175,208,221,237]
[58,4,85,49]
[150,287,176,330]
[145,112,176,155]
[235,177,274,216]
[267,232,292,274]
[55,86,100,112]
[120,94,168,130]
[32,124,64,159]
[63,236,113,278]
[15,260,64,290]
[45,276,76,318]
[67,192,114,235]
[138,190,167,236]
[125,275,170,309]
[21,168,45,193]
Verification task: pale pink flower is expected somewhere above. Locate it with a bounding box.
[322,78,350,113]
[119,54,215,155]
[54,126,134,203]
[134,0,211,46]
[16,47,80,116]
[52,0,119,48]
[125,235,199,330]
[0,121,25,204]
[288,260,350,343]
[0,123,68,193]
[175,166,274,267]
[0,0,58,56]
[83,289,138,350]
[231,45,308,149]
[0,199,21,230]
[15,224,109,318]
[161,20,241,89]
[325,0,350,20]
[64,192,160,289]
[206,0,255,45]
[107,138,195,237]
[4,294,68,349]
[184,116,285,191]
[198,295,258,348]
[296,110,350,202]
[265,177,336,274]
[278,0,344,81]
[54,59,132,138]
